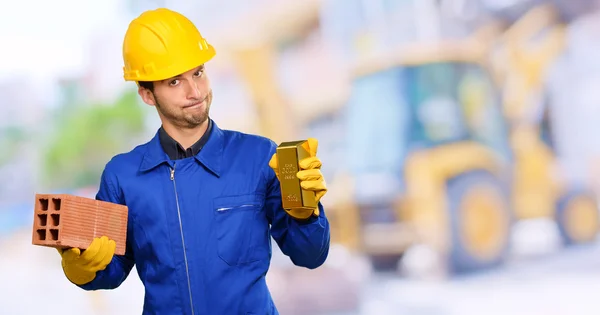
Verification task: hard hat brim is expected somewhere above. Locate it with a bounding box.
[123,44,216,82]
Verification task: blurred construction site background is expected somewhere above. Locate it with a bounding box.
[3,0,600,314]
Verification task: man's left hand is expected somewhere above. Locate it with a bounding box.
[269,138,327,219]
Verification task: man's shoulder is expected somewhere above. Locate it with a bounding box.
[219,129,277,164]
[221,129,276,148]
[103,141,151,172]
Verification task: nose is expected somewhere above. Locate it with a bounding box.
[185,80,202,99]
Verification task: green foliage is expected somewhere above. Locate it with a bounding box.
[42,90,148,189]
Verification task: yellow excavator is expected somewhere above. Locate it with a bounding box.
[344,3,600,273]
[219,2,599,274]
[336,37,515,273]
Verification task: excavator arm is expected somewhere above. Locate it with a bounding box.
[216,0,322,143]
[229,45,298,143]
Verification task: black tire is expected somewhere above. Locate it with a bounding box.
[555,190,600,246]
[368,254,403,272]
[446,171,512,274]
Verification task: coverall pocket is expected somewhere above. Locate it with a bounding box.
[214,193,269,266]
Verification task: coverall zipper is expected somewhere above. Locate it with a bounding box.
[171,164,195,315]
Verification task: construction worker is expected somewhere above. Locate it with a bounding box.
[55,8,330,314]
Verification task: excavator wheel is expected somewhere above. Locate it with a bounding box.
[555,190,600,246]
[446,171,512,274]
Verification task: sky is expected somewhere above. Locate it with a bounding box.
[0,0,130,81]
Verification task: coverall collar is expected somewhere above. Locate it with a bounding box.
[139,118,223,177]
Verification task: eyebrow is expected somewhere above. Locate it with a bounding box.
[165,65,205,82]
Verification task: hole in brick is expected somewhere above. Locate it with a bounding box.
[37,214,47,227]
[39,198,48,211]
[52,198,61,211]
[51,214,60,226]
[36,229,46,241]
[50,229,59,241]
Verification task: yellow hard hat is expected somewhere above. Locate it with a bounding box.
[122,8,216,82]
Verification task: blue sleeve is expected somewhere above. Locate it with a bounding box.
[78,167,136,290]
[264,141,330,269]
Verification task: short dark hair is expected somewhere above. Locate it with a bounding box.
[138,81,154,92]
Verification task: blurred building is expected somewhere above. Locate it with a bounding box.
[0,78,45,127]
[546,10,600,184]
[0,77,45,205]
[84,29,134,105]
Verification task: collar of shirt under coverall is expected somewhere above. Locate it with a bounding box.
[158,118,213,161]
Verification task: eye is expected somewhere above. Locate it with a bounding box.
[193,69,204,77]
[169,79,180,86]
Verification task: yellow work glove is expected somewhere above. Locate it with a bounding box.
[57,236,116,285]
[269,137,328,220]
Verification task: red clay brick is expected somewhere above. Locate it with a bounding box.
[31,194,128,255]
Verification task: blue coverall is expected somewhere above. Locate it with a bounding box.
[78,120,331,314]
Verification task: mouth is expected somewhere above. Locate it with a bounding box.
[183,97,207,109]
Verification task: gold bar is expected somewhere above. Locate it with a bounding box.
[276,140,318,210]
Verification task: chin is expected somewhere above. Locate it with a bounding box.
[185,115,208,128]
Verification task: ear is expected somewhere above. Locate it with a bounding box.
[138,86,156,107]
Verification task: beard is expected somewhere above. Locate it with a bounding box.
[154,90,212,129]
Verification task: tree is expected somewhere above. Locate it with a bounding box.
[42,89,148,190]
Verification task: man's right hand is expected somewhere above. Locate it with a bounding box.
[57,236,116,285]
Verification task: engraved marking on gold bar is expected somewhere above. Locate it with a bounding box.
[276,140,317,210]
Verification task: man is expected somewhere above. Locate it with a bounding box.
[56,8,330,315]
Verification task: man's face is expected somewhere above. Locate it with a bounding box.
[139,65,212,129]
